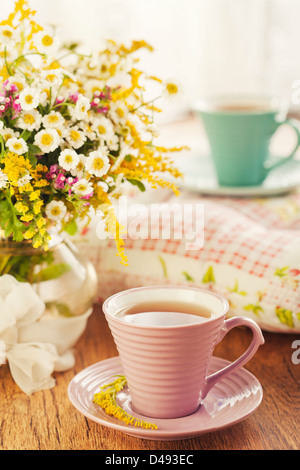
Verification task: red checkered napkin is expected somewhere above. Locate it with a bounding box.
[77,193,300,333]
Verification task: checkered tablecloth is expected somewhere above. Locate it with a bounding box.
[77,190,300,333]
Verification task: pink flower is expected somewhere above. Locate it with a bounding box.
[50,164,58,173]
[54,173,67,189]
[10,84,18,93]
[12,97,21,115]
[55,96,65,105]
[91,98,100,108]
[80,193,93,200]
[96,106,108,114]
[69,92,79,102]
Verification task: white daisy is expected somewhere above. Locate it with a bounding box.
[58,149,80,171]
[72,94,91,120]
[19,86,40,111]
[40,69,64,88]
[106,72,131,90]
[71,154,88,178]
[17,110,42,132]
[34,128,60,153]
[65,127,87,149]
[39,90,49,107]
[97,181,109,193]
[84,57,100,78]
[92,116,114,141]
[98,55,112,79]
[0,25,16,46]
[6,137,28,155]
[34,29,60,55]
[81,122,96,141]
[0,170,8,189]
[86,149,110,177]
[60,68,76,82]
[17,173,32,187]
[106,134,119,151]
[8,74,27,93]
[84,79,104,99]
[50,126,68,140]
[163,79,181,99]
[0,128,19,142]
[72,178,94,196]
[109,101,128,125]
[42,111,65,129]
[45,200,67,222]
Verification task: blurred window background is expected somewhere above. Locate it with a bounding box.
[1,0,300,121]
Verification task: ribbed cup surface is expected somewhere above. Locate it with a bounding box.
[105,314,224,419]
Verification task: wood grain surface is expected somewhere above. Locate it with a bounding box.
[0,305,299,450]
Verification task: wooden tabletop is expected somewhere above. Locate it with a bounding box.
[0,304,299,451]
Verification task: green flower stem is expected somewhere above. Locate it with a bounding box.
[52,101,76,111]
[9,52,46,69]
[0,255,11,276]
[4,47,12,76]
[0,135,5,160]
[131,95,161,112]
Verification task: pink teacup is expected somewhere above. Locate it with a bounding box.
[103,286,264,419]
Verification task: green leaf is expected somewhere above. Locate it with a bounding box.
[127,178,146,192]
[202,266,215,284]
[227,279,247,296]
[182,271,194,282]
[63,219,78,236]
[27,153,37,168]
[27,144,42,168]
[66,42,80,51]
[158,256,168,279]
[244,304,256,311]
[35,263,71,282]
[274,266,289,278]
[0,197,24,242]
[107,185,116,193]
[275,307,294,328]
[46,301,73,317]
[28,144,41,154]
[20,130,31,141]
[243,304,263,317]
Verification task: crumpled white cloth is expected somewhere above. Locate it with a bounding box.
[0,275,79,395]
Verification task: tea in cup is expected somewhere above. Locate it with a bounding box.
[103,286,264,419]
[193,95,300,187]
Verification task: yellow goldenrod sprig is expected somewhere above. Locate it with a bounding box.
[93,376,158,430]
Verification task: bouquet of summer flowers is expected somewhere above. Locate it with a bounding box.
[0,0,182,266]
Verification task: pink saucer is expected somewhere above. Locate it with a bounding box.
[68,356,263,441]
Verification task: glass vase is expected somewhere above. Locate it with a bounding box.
[0,234,98,318]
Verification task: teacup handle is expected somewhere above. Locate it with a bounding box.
[265,118,300,173]
[201,316,265,400]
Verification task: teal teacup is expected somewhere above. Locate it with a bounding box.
[194,96,300,187]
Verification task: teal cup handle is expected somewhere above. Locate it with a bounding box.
[264,118,300,174]
[195,96,300,187]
